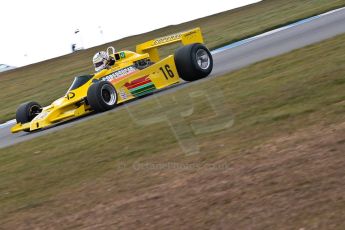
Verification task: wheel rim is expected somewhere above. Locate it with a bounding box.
[196,49,211,70]
[29,105,41,119]
[101,84,117,105]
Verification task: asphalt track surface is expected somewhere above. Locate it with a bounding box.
[1,7,345,149]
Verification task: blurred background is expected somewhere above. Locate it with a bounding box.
[0,0,259,67]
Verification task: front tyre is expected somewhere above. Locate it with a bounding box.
[16,101,42,124]
[174,43,213,81]
[87,81,118,112]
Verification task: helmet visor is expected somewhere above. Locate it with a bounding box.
[94,61,104,68]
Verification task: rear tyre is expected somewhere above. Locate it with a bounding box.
[87,81,118,112]
[174,43,213,81]
[16,101,42,124]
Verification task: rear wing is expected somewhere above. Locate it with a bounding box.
[136,27,204,62]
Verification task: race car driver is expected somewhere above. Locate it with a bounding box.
[92,51,115,72]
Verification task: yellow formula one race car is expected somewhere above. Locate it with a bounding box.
[11,28,213,133]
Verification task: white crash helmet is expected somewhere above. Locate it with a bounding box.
[93,51,109,72]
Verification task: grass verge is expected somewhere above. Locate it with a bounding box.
[0,33,344,229]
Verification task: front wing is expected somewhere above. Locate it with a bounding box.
[11,102,92,133]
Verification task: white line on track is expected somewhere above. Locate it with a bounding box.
[0,119,16,129]
[211,6,345,55]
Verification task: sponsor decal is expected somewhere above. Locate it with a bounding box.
[119,88,127,99]
[101,66,137,82]
[65,92,75,100]
[184,31,196,37]
[153,33,182,45]
[124,75,156,97]
[120,52,126,58]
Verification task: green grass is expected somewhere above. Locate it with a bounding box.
[0,32,344,226]
[0,0,344,122]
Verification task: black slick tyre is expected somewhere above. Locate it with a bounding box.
[174,43,213,81]
[16,101,42,124]
[87,81,118,112]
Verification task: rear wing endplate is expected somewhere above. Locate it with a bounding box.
[136,27,204,62]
